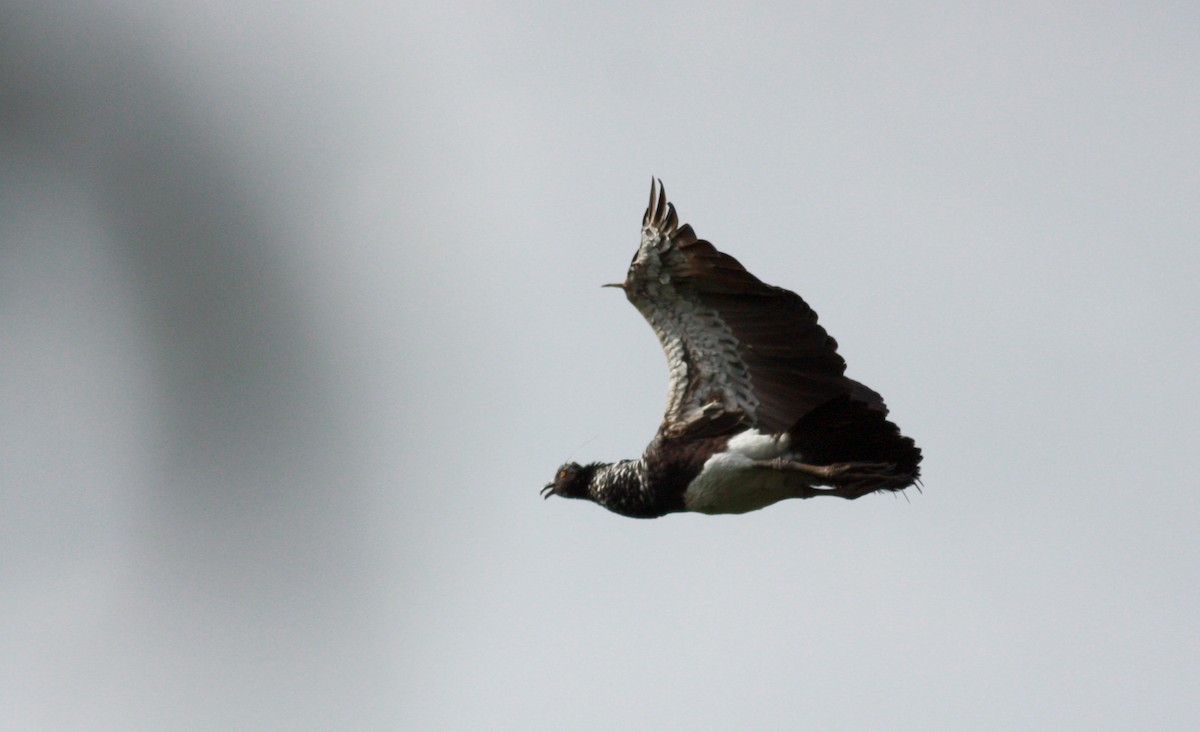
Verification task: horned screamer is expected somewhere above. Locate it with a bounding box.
[543,180,921,518]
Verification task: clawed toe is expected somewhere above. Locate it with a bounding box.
[825,461,895,478]
[820,461,911,496]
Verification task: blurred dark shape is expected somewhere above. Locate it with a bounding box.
[2,4,380,728]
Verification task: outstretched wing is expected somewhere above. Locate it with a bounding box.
[617,179,886,437]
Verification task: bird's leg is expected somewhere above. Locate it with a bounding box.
[752,458,900,500]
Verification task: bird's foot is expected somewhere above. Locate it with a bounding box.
[754,459,903,499]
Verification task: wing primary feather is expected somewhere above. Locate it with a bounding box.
[644,177,657,227]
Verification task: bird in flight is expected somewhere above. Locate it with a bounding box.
[543,180,921,518]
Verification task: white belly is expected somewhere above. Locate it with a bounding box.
[682,429,801,515]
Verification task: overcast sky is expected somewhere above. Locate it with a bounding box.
[3,1,1198,729]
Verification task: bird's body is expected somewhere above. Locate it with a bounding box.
[544,180,921,518]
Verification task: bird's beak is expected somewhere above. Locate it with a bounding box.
[601,282,625,289]
[541,483,554,499]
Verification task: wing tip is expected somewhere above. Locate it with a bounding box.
[643,177,678,234]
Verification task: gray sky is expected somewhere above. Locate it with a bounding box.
[3,1,1198,729]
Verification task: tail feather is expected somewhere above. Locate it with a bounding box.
[789,395,922,486]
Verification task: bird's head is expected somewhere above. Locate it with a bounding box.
[541,462,598,501]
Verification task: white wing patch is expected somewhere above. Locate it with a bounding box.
[627,225,760,431]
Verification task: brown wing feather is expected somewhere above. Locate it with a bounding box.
[622,179,887,436]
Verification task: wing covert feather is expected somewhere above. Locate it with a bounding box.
[620,180,885,436]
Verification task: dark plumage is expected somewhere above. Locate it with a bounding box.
[543,180,921,518]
